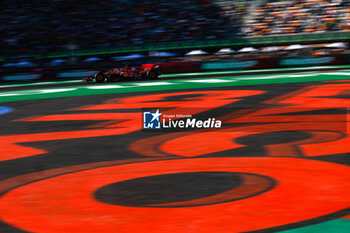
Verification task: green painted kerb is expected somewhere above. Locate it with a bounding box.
[278,219,350,233]
[0,71,349,102]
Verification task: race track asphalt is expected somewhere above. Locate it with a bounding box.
[0,71,349,233]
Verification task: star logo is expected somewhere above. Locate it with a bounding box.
[143,109,162,129]
[150,109,162,122]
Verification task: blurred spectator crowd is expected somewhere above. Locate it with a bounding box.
[0,0,349,57]
[0,0,231,56]
[242,0,350,36]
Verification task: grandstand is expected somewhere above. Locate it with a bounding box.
[0,0,230,55]
[0,0,349,75]
[243,0,350,36]
[1,0,349,57]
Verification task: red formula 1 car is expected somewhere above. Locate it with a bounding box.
[83,64,160,83]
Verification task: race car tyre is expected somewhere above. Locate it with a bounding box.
[147,70,158,80]
[95,72,105,83]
